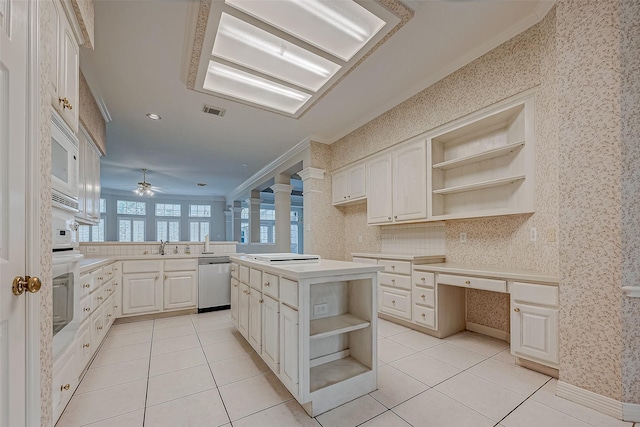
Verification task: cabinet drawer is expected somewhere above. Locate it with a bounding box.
[413,305,436,328]
[352,257,377,265]
[239,265,250,283]
[263,272,279,298]
[165,259,197,272]
[379,272,411,290]
[90,268,104,290]
[412,288,435,307]
[92,289,106,309]
[250,268,262,290]
[76,323,92,373]
[122,260,162,274]
[230,263,239,279]
[379,287,411,320]
[378,259,411,275]
[78,295,92,324]
[79,273,92,298]
[280,277,298,308]
[511,282,558,306]
[413,271,435,288]
[437,274,507,293]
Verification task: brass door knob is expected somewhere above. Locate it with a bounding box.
[12,276,41,296]
[60,384,70,391]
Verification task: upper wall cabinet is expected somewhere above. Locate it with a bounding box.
[332,162,366,206]
[428,93,535,220]
[77,127,101,225]
[367,139,427,225]
[50,0,79,133]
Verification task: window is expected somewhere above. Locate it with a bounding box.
[99,198,106,214]
[189,204,211,217]
[117,200,146,215]
[260,208,275,220]
[119,218,145,242]
[190,221,210,242]
[291,224,298,253]
[78,214,106,242]
[290,211,298,221]
[240,207,249,243]
[78,226,90,242]
[157,220,180,242]
[260,225,271,243]
[156,203,181,217]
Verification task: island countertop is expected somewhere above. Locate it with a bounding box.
[230,255,384,279]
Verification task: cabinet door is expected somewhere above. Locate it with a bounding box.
[52,341,78,422]
[122,272,162,315]
[92,150,101,221]
[163,271,197,310]
[76,323,92,375]
[332,170,348,205]
[262,295,279,373]
[280,304,299,396]
[90,305,104,349]
[61,21,79,132]
[49,0,63,107]
[238,283,250,339]
[393,140,427,221]
[348,163,366,200]
[230,278,240,327]
[511,302,558,366]
[248,289,263,353]
[367,154,393,224]
[76,135,86,218]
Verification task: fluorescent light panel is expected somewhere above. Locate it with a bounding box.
[203,61,312,114]
[225,0,386,62]
[213,13,341,92]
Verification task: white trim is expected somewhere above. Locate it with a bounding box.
[556,381,625,421]
[298,167,325,181]
[26,1,42,425]
[623,402,640,422]
[60,0,86,46]
[466,321,510,342]
[270,184,293,194]
[622,286,640,297]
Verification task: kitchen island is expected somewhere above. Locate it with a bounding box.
[229,255,384,416]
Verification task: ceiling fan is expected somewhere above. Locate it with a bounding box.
[133,168,162,196]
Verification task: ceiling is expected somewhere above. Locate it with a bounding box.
[80,0,554,200]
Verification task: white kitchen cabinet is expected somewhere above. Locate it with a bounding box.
[90,304,105,350]
[230,277,240,327]
[238,283,250,339]
[77,128,102,225]
[163,271,197,310]
[52,340,78,422]
[248,288,263,353]
[280,303,299,396]
[332,162,366,206]
[76,323,92,375]
[262,295,280,373]
[366,153,393,224]
[122,272,162,315]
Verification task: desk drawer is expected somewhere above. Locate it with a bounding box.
[511,282,558,306]
[413,271,435,288]
[413,305,436,328]
[437,274,507,293]
[378,259,411,275]
[280,277,298,308]
[239,265,250,283]
[379,272,411,290]
[379,287,411,320]
[263,272,279,298]
[412,288,435,308]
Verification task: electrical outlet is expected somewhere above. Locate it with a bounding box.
[86,247,98,254]
[530,227,537,242]
[358,235,363,243]
[459,232,467,243]
[547,227,557,242]
[313,303,328,316]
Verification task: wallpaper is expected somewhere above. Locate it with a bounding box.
[79,71,106,154]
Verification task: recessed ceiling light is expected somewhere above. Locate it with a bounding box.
[242,164,248,167]
[146,113,161,120]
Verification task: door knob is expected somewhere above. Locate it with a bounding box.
[12,276,41,296]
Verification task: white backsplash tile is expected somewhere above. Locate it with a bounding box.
[380,223,446,255]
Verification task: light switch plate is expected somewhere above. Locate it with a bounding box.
[459,232,467,243]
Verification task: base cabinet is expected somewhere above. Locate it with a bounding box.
[230,278,240,327]
[52,339,78,422]
[248,289,263,353]
[280,304,299,396]
[122,272,161,315]
[238,283,250,339]
[163,271,197,310]
[262,295,280,373]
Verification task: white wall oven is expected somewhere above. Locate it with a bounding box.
[51,111,80,212]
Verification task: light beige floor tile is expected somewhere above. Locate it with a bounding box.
[197,326,239,345]
[434,372,527,421]
[152,324,195,341]
[153,315,193,330]
[531,379,632,427]
[149,347,207,377]
[210,353,269,386]
[378,338,416,363]
[491,348,516,365]
[502,399,592,427]
[232,400,320,427]
[101,330,152,350]
[421,342,487,370]
[467,359,550,396]
[91,342,150,368]
[202,338,252,363]
[445,331,509,356]
[391,353,461,386]
[387,330,442,351]
[56,380,147,426]
[194,318,234,333]
[191,310,230,323]
[315,395,387,427]
[393,388,494,427]
[146,364,217,406]
[369,365,429,408]
[108,321,153,336]
[144,389,229,427]
[218,372,292,421]
[151,334,201,356]
[359,411,412,427]
[377,319,411,337]
[77,358,149,394]
[81,409,144,427]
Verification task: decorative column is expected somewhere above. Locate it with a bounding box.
[248,194,262,244]
[231,202,243,243]
[224,208,232,241]
[271,183,293,252]
[298,167,326,256]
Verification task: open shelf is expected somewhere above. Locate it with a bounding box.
[310,314,370,340]
[432,141,525,170]
[433,175,525,195]
[309,356,371,392]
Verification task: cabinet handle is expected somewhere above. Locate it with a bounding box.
[97,296,103,300]
[264,282,270,287]
[83,343,90,348]
[391,265,395,270]
[108,314,112,318]
[98,326,103,330]
[114,305,118,309]
[58,97,72,110]
[99,277,103,281]
[156,276,159,280]
[421,277,426,281]
[465,280,470,285]
[394,216,397,219]
[83,284,90,289]
[107,288,112,292]
[259,299,264,303]
[233,284,238,287]
[84,307,90,312]
[514,308,520,312]
[60,384,70,391]
[108,272,113,276]
[421,294,425,298]
[391,300,396,304]
[164,275,167,280]
[421,313,426,317]
[388,217,391,220]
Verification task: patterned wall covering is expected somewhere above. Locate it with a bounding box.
[79,71,106,154]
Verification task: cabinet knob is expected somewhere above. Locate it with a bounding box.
[98,277,103,281]
[107,288,112,292]
[391,279,395,284]
[391,265,395,270]
[388,217,391,220]
[58,97,72,110]
[114,305,118,309]
[394,216,397,219]
[421,313,426,317]
[83,284,90,288]
[465,280,471,285]
[83,343,90,348]
[60,384,70,391]
[164,275,168,280]
[233,284,238,287]
[514,307,520,312]
[259,299,264,303]
[421,277,426,281]
[98,326,103,330]
[391,300,396,304]
[264,282,270,287]
[97,296,103,301]
[108,272,113,276]
[108,314,112,318]
[421,294,426,298]
[84,307,90,312]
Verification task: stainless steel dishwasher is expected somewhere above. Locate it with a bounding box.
[198,256,231,313]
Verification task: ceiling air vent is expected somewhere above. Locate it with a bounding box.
[202,104,226,117]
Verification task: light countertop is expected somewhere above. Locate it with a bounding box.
[231,255,384,279]
[413,262,558,285]
[80,253,238,273]
[351,252,446,263]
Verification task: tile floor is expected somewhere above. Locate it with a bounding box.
[56,311,636,427]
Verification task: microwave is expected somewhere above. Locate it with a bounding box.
[51,111,79,211]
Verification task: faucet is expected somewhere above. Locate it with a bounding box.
[159,240,167,255]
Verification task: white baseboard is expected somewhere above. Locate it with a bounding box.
[466,322,510,342]
[556,381,640,422]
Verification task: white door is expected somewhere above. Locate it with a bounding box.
[0,1,29,425]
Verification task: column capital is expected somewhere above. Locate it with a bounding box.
[271,183,293,194]
[224,210,232,217]
[246,197,261,206]
[231,206,244,213]
[298,167,325,181]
